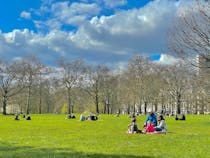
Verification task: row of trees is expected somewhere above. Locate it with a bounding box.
[168,0,210,113]
[0,55,209,115]
[0,0,209,115]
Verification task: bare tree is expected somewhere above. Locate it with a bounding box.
[169,0,210,68]
[57,59,85,114]
[36,66,52,114]
[83,65,110,114]
[127,56,159,114]
[168,0,210,113]
[42,79,56,113]
[0,60,24,115]
[117,71,134,114]
[101,75,119,114]
[19,55,44,114]
[162,62,192,114]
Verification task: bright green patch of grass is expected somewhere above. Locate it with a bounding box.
[0,114,209,158]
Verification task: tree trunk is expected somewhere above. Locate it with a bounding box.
[47,102,50,113]
[201,96,205,114]
[103,101,106,114]
[95,93,99,114]
[20,103,23,114]
[2,96,7,115]
[138,100,142,114]
[38,85,42,114]
[67,88,71,114]
[154,102,158,112]
[26,86,31,114]
[133,101,136,113]
[161,94,164,113]
[107,98,110,114]
[138,105,142,114]
[110,106,113,114]
[177,93,181,114]
[127,105,130,114]
[195,96,198,114]
[72,104,74,113]
[144,101,147,115]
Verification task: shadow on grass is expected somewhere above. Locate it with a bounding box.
[0,142,153,158]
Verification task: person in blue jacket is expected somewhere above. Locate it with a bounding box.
[144,108,157,127]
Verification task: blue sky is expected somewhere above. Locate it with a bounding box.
[0,0,40,32]
[0,0,151,33]
[0,0,183,68]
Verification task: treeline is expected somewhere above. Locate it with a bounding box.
[0,55,209,115]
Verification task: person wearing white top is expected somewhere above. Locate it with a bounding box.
[155,115,167,132]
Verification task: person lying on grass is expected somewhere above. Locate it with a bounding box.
[127,118,142,134]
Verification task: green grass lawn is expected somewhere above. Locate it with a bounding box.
[0,114,209,158]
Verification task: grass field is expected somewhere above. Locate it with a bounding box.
[0,114,210,158]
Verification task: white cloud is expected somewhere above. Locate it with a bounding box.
[20,11,31,19]
[72,0,178,55]
[0,0,184,68]
[34,1,101,29]
[157,54,179,65]
[103,0,127,8]
[13,57,23,61]
[69,2,101,15]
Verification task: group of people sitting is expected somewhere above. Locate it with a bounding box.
[14,114,31,120]
[127,109,167,134]
[80,113,98,121]
[66,113,76,119]
[175,114,186,120]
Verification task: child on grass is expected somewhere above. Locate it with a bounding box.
[144,120,155,133]
[127,118,141,134]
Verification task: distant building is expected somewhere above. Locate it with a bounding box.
[198,55,210,113]
[198,55,210,76]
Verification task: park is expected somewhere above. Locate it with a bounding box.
[0,0,209,158]
[0,114,210,158]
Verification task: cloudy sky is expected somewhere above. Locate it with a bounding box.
[0,0,183,69]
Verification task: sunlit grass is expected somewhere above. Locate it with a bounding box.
[0,114,209,158]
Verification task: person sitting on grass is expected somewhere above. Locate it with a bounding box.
[66,113,76,119]
[87,113,98,121]
[175,114,186,121]
[14,114,19,120]
[115,112,120,117]
[142,120,155,134]
[127,118,141,134]
[175,114,179,120]
[80,114,86,121]
[26,115,31,120]
[179,114,186,120]
[155,115,167,133]
[129,112,136,119]
[143,108,157,128]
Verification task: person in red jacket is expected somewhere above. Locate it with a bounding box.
[145,120,155,133]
